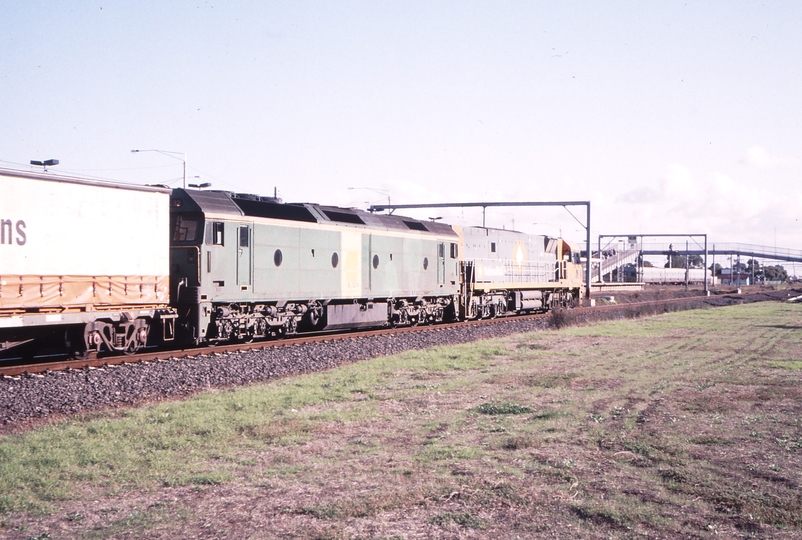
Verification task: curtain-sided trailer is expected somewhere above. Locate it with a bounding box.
[0,168,176,357]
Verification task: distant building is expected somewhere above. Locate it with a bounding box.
[717,268,751,285]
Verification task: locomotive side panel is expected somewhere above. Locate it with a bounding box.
[364,233,403,296]
[457,226,558,287]
[194,218,347,304]
[362,232,460,299]
[298,227,346,298]
[400,236,436,293]
[252,223,345,301]
[252,221,301,300]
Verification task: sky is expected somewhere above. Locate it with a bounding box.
[2,1,801,257]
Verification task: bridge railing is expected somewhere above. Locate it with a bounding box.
[635,242,802,262]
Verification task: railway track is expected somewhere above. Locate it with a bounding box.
[0,293,722,378]
[0,312,551,378]
[1,289,796,431]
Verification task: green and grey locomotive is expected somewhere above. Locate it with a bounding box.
[168,189,461,344]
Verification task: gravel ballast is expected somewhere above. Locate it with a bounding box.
[0,317,551,431]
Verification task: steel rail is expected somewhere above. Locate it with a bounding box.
[0,293,740,378]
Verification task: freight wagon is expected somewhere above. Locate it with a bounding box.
[0,168,176,358]
[623,266,712,284]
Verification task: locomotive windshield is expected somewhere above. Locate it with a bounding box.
[170,213,203,244]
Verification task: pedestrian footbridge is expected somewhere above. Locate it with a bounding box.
[594,240,802,284]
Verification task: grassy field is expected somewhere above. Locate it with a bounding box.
[1,301,801,539]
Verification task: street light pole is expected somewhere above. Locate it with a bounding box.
[131,149,187,189]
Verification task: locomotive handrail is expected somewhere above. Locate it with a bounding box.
[470,258,556,283]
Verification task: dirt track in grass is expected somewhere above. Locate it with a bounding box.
[2,300,801,539]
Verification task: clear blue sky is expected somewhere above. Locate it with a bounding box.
[2,1,800,255]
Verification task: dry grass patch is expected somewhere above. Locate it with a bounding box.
[2,301,802,538]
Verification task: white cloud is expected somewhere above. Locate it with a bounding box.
[743,146,797,168]
[662,163,699,199]
[608,164,792,244]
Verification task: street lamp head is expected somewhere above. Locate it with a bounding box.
[31,159,59,167]
[30,159,59,172]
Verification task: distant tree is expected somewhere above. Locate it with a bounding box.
[746,259,760,274]
[689,254,704,268]
[763,265,788,282]
[710,263,722,275]
[666,254,687,268]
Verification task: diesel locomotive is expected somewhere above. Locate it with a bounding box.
[0,167,584,359]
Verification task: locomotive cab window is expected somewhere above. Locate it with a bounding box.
[450,243,458,258]
[170,214,202,244]
[239,226,250,247]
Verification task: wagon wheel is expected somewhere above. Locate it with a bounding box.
[65,326,96,360]
[123,327,148,356]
